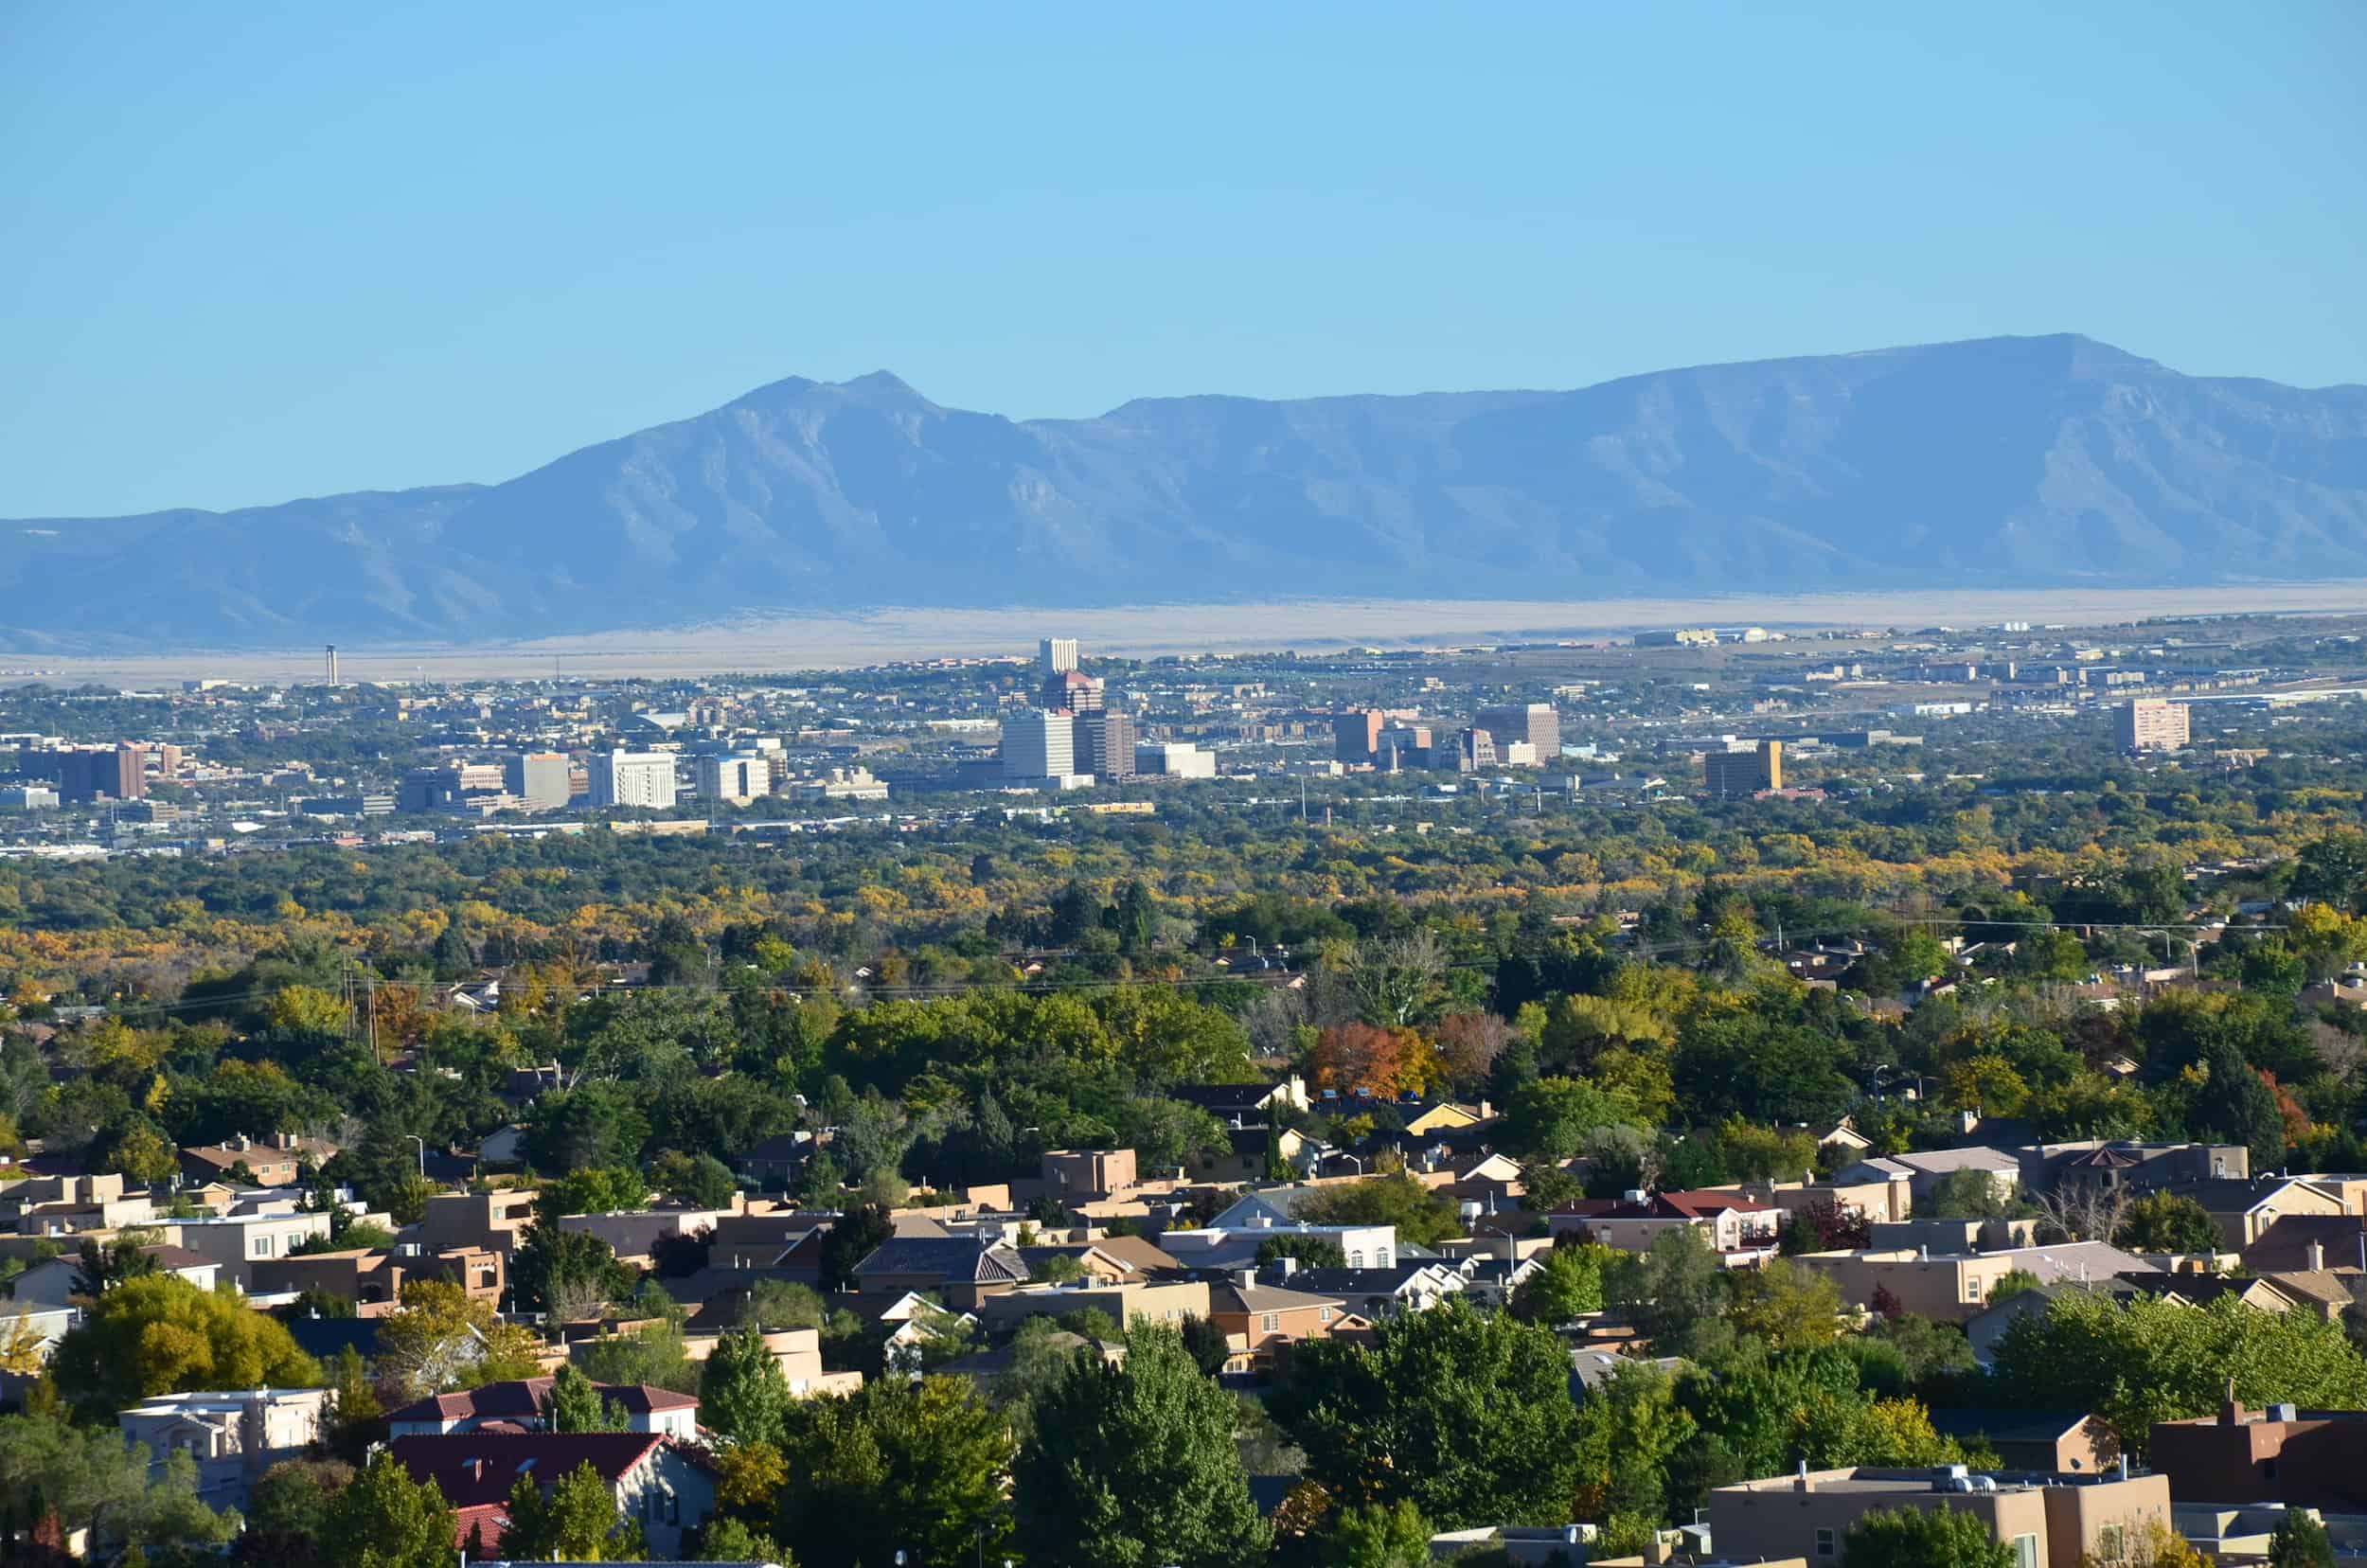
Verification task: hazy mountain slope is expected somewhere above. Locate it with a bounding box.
[5,334,2363,650]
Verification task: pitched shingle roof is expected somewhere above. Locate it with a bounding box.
[853,1235,1028,1284]
[388,1432,667,1508]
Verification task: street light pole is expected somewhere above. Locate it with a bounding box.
[403,1133,425,1178]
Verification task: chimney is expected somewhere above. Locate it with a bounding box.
[1276,1255,1298,1278]
[2306,1239,2324,1272]
[1794,1460,1811,1493]
[1236,1269,1256,1292]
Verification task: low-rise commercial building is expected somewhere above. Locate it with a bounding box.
[1711,1465,2171,1567]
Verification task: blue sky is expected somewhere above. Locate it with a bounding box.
[4,2,2361,518]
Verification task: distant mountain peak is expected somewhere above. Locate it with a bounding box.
[4,335,2362,652]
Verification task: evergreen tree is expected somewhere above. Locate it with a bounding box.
[542,1363,624,1432]
[2269,1509,2336,1568]
[1013,1324,1269,1568]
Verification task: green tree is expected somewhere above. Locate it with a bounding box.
[1604,1226,1726,1353]
[50,1274,320,1418]
[535,1165,651,1221]
[2293,831,2367,912]
[1257,1234,1347,1271]
[1323,1499,1434,1568]
[513,1221,636,1320]
[247,1457,352,1539]
[69,1229,162,1297]
[1295,1175,1462,1249]
[323,1343,387,1462]
[374,1278,547,1398]
[1178,1311,1234,1376]
[498,1458,632,1561]
[319,1451,460,1568]
[1842,1504,2013,1567]
[697,1516,793,1563]
[650,1149,740,1210]
[701,1325,792,1448]
[1509,1243,1611,1325]
[1572,1360,1696,1527]
[1989,1293,2367,1457]
[1504,1076,1633,1161]
[1725,1259,1843,1349]
[1013,1324,1268,1568]
[0,1409,239,1557]
[817,1202,895,1291]
[1270,1298,1580,1528]
[2196,1040,2289,1170]
[2112,1192,2222,1255]
[776,1377,1016,1568]
[543,1363,625,1432]
[1923,1168,2026,1220]
[2268,1509,2337,1568]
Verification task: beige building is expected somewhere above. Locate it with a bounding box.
[164,1210,335,1290]
[1794,1240,2154,1323]
[1712,1466,2171,1567]
[118,1387,331,1511]
[419,1188,541,1256]
[1703,740,1782,797]
[976,1279,1212,1334]
[1040,1148,1138,1202]
[2115,698,2189,752]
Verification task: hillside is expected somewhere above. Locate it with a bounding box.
[7,334,2364,650]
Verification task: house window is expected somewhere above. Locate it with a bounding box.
[1376,1249,1391,1268]
[1261,1312,1280,1333]
[2012,1534,2038,1568]
[1966,1275,1985,1303]
[252,1237,273,1257]
[1814,1527,1836,1558]
[1319,1307,1334,1323]
[1349,1252,1365,1269]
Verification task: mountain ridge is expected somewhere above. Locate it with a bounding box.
[8,333,2366,651]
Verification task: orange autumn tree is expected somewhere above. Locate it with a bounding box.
[1308,1023,1443,1100]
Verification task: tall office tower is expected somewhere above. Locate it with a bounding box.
[1077,709,1138,779]
[1039,637,1079,676]
[1456,728,1499,772]
[112,743,149,800]
[1475,703,1561,760]
[1334,709,1384,764]
[1001,709,1078,781]
[156,744,184,780]
[590,749,680,809]
[1702,740,1783,798]
[506,752,575,811]
[695,754,772,805]
[25,745,146,803]
[2116,698,2190,752]
[1041,668,1105,713]
[325,645,339,686]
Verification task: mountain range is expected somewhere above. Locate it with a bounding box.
[7,333,2365,651]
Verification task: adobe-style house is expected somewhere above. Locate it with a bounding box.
[389,1433,717,1558]
[385,1378,699,1439]
[2149,1400,2367,1513]
[118,1387,330,1511]
[251,1243,503,1310]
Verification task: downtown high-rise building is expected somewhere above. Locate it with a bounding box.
[1001,709,1078,782]
[1474,703,1561,760]
[590,749,679,809]
[2116,699,2190,752]
[1039,637,1078,676]
[1077,709,1137,779]
[1334,709,1385,764]
[506,752,574,811]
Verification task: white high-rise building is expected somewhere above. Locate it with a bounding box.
[1039,637,1079,676]
[1002,710,1078,782]
[696,754,771,805]
[590,750,678,810]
